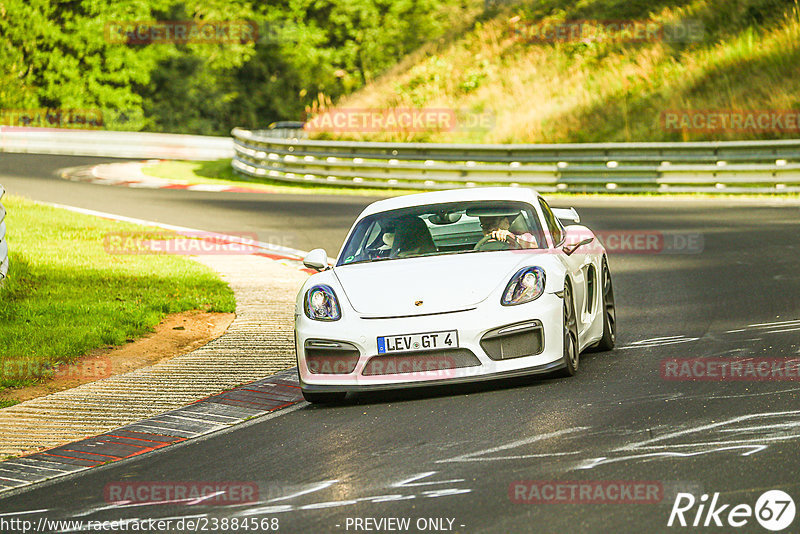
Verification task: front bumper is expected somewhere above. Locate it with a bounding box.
[295,292,565,392]
[299,359,566,393]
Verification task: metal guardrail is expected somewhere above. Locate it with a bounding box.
[0,184,8,283]
[231,128,800,193]
[263,121,307,139]
[0,128,233,161]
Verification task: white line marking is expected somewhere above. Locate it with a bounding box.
[718,422,800,432]
[0,463,67,474]
[392,472,465,487]
[748,319,800,328]
[630,335,685,343]
[617,409,800,451]
[299,499,359,510]
[41,202,311,262]
[436,427,588,463]
[572,410,800,470]
[704,386,800,400]
[422,488,473,498]
[85,491,225,514]
[763,326,800,334]
[366,494,416,502]
[626,436,800,448]
[0,509,49,517]
[0,474,29,483]
[618,338,699,349]
[239,505,294,515]
[268,480,338,502]
[576,445,767,469]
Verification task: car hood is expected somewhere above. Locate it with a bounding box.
[333,252,541,317]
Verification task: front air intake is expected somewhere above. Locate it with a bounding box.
[480,320,544,360]
[305,339,360,374]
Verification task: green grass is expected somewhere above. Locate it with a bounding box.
[0,196,236,392]
[141,159,427,197]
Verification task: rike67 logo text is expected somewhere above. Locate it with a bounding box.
[668,490,796,531]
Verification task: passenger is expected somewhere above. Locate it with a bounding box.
[478,215,538,249]
[391,216,437,257]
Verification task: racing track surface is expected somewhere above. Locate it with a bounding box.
[2,153,800,533]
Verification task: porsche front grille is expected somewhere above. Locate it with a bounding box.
[362,349,481,376]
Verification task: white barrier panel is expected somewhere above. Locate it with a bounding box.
[0,128,233,161]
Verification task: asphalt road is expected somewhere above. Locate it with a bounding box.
[2,154,800,533]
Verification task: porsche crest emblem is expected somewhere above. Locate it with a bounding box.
[415,300,424,306]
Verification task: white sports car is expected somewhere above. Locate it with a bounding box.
[295,187,615,403]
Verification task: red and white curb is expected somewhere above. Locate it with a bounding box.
[60,161,271,193]
[0,370,303,494]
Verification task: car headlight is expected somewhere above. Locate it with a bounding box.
[304,285,341,321]
[502,267,546,306]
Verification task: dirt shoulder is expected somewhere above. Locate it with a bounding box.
[1,311,235,405]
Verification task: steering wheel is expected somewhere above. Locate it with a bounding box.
[474,234,522,251]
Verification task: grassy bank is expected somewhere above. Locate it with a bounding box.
[321,0,800,144]
[0,196,236,394]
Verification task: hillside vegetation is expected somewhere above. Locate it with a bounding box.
[0,0,478,135]
[324,0,800,143]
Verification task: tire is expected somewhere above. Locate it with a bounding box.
[302,390,347,404]
[555,281,579,377]
[593,257,616,352]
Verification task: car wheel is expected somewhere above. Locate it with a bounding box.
[556,282,579,377]
[302,390,347,404]
[593,257,616,351]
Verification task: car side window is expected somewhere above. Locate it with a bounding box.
[538,199,563,246]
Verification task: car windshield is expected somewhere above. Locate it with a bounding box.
[337,201,544,266]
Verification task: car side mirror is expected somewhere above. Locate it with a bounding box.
[303,248,329,271]
[563,237,594,256]
[552,207,580,225]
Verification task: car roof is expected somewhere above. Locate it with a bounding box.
[358,187,542,219]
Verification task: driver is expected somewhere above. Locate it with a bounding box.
[478,215,538,249]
